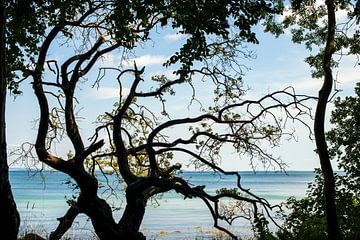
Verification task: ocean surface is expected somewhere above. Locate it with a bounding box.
[9,170,315,239]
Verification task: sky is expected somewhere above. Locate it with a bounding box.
[6,14,360,172]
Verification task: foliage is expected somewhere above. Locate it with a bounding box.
[6,0,88,94]
[276,0,360,77]
[278,171,360,240]
[111,0,284,76]
[327,82,360,191]
[252,213,277,240]
[7,0,284,92]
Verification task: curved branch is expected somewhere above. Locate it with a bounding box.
[157,147,271,205]
[32,25,76,174]
[113,67,145,183]
[61,37,105,158]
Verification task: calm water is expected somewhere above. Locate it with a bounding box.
[9,170,315,239]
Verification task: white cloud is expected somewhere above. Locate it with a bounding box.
[164,33,187,42]
[101,53,117,65]
[276,65,359,93]
[292,79,322,91]
[90,87,129,99]
[122,55,168,67]
[97,51,124,68]
[100,54,169,68]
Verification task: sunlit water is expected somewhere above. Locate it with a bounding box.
[10,170,315,239]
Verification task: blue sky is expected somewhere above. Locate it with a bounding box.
[6,18,360,171]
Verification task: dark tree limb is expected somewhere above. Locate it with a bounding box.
[32,25,73,173]
[62,38,105,157]
[314,0,342,239]
[49,205,80,240]
[113,66,145,184]
[30,11,122,239]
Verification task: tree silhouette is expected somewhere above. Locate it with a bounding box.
[10,1,314,239]
[0,0,20,238]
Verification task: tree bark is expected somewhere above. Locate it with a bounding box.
[77,194,146,240]
[0,0,20,239]
[118,185,147,240]
[314,0,342,239]
[73,172,146,240]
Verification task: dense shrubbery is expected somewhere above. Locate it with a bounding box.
[277,171,360,240]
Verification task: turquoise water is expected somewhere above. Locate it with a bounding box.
[9,170,315,239]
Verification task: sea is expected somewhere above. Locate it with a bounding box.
[9,170,315,239]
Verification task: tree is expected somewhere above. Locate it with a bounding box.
[278,0,360,238]
[11,1,314,239]
[276,82,360,240]
[313,1,341,238]
[0,0,20,239]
